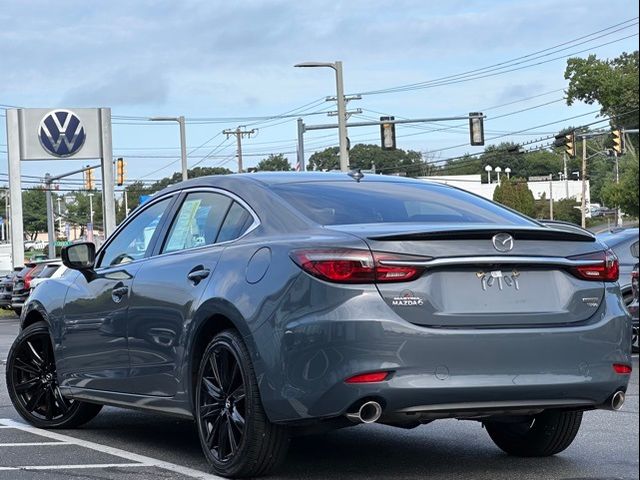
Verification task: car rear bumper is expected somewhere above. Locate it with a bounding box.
[256,286,632,424]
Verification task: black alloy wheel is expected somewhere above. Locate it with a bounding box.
[195,330,289,478]
[199,342,247,463]
[6,321,102,428]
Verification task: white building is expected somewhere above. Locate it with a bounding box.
[417,174,591,208]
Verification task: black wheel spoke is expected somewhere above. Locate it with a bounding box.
[217,416,229,459]
[14,358,40,376]
[26,341,44,366]
[209,355,223,390]
[230,406,245,431]
[227,418,238,455]
[45,389,54,420]
[25,387,46,412]
[15,377,40,393]
[53,387,70,414]
[201,402,223,420]
[229,384,245,403]
[202,377,223,400]
[218,349,231,391]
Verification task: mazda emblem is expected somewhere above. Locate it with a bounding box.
[492,233,514,252]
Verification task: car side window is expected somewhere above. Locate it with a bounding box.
[162,192,232,253]
[98,198,172,268]
[216,202,254,243]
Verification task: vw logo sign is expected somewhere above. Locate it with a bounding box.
[492,233,514,252]
[38,109,86,157]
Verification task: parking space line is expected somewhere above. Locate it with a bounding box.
[0,442,70,446]
[0,463,149,471]
[0,419,223,479]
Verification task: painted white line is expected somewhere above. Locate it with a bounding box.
[0,463,149,471]
[0,442,70,446]
[0,419,223,480]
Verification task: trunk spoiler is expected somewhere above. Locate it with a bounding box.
[368,226,596,243]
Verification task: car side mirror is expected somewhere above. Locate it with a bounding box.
[62,242,96,270]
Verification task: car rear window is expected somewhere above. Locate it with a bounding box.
[38,265,60,278]
[272,181,538,226]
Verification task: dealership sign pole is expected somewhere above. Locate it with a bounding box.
[5,108,116,266]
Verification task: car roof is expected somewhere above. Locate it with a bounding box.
[156,172,442,196]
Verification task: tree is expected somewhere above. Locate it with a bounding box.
[600,155,639,217]
[493,178,535,217]
[257,154,291,171]
[65,191,104,237]
[307,144,424,176]
[565,51,639,129]
[22,188,48,240]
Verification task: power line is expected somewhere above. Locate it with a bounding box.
[352,18,639,96]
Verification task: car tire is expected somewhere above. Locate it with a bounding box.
[485,410,582,457]
[6,321,102,429]
[195,329,289,478]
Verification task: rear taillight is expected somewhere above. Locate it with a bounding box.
[290,249,427,284]
[23,274,33,290]
[568,250,619,282]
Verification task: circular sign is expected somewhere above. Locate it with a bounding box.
[38,109,86,157]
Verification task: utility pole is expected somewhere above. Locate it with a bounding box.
[124,189,129,217]
[88,193,95,226]
[563,152,569,198]
[614,152,622,226]
[297,118,305,171]
[581,136,587,228]
[549,174,554,220]
[223,127,256,173]
[44,174,56,259]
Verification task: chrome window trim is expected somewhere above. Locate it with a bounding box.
[154,186,261,258]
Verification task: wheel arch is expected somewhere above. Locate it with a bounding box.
[185,298,259,411]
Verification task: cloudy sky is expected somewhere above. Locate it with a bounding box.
[1,0,638,187]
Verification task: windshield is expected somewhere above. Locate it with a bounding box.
[272,181,538,226]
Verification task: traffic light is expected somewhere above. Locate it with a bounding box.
[380,116,396,150]
[469,112,484,146]
[84,167,94,190]
[612,129,623,155]
[565,132,575,158]
[554,131,575,157]
[116,157,126,186]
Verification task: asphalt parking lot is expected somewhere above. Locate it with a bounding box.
[0,315,638,480]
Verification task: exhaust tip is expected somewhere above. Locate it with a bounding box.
[358,401,383,424]
[611,391,625,411]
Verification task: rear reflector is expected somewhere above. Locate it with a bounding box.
[290,248,427,284]
[568,250,619,282]
[613,363,632,375]
[345,371,390,384]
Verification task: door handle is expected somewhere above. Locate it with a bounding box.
[187,268,210,285]
[111,285,129,303]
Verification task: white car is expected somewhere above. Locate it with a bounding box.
[29,264,68,292]
[24,240,47,251]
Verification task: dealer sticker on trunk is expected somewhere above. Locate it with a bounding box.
[392,290,425,306]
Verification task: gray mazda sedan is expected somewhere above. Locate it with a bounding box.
[7,172,632,478]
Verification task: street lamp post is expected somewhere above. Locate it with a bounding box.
[484,165,493,184]
[149,116,188,181]
[295,61,349,171]
[505,167,511,179]
[495,166,502,183]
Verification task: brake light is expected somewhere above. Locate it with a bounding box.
[290,249,426,283]
[345,371,391,384]
[23,270,35,290]
[613,363,632,374]
[568,250,619,282]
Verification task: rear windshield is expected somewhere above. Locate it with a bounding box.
[38,265,60,278]
[272,181,537,226]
